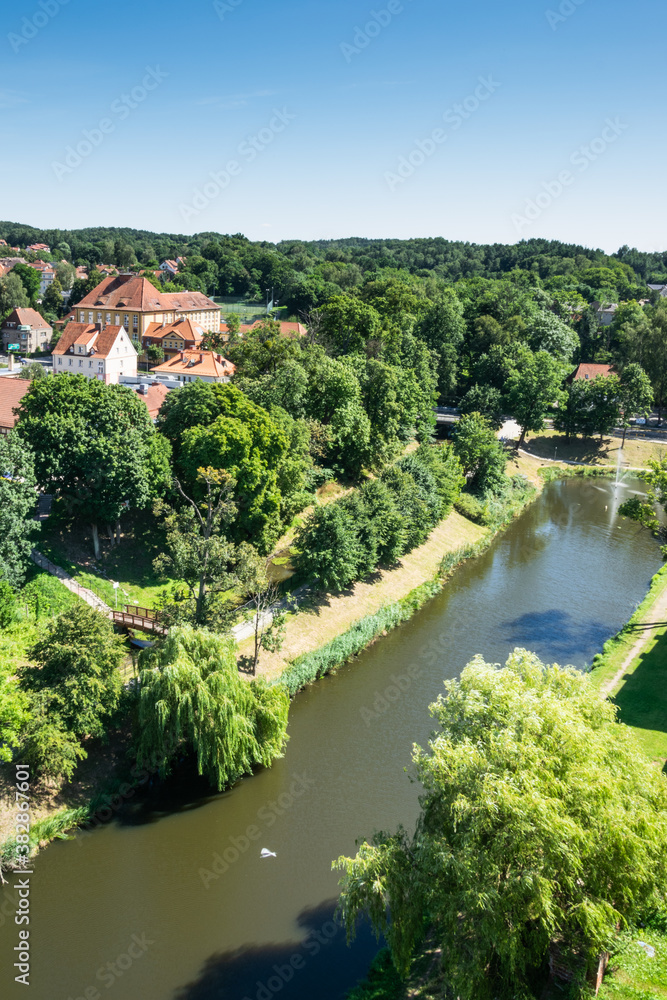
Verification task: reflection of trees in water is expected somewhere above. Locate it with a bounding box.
[498,609,610,661]
[174,899,379,1000]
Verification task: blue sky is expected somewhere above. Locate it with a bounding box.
[1,0,665,252]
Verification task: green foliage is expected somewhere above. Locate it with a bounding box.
[137,625,289,789]
[454,491,490,525]
[452,411,507,491]
[12,263,41,303]
[505,349,567,445]
[0,272,29,318]
[0,580,17,629]
[20,604,125,739]
[0,432,39,588]
[620,457,667,547]
[19,696,87,781]
[335,651,667,1000]
[15,375,170,538]
[154,468,240,624]
[295,446,463,591]
[18,362,47,380]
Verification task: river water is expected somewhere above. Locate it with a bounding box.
[0,477,661,1000]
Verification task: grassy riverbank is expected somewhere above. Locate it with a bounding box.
[589,563,667,767]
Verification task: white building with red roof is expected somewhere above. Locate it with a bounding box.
[52,323,137,384]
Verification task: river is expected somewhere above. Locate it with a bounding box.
[0,476,661,1000]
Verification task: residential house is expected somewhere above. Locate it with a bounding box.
[26,243,51,255]
[648,283,667,298]
[29,260,57,295]
[149,349,235,383]
[1,308,53,354]
[142,317,206,360]
[159,257,186,277]
[73,274,220,351]
[52,323,137,384]
[133,381,170,420]
[566,363,615,384]
[0,378,31,434]
[594,302,618,327]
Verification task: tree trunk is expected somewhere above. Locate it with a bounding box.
[92,523,101,560]
[115,521,121,545]
[106,524,115,546]
[517,427,526,448]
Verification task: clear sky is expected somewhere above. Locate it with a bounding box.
[2,0,665,252]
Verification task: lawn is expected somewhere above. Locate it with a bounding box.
[597,929,667,1000]
[611,626,667,766]
[524,429,667,470]
[37,506,173,611]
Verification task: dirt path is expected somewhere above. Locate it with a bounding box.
[599,583,667,699]
[242,510,487,682]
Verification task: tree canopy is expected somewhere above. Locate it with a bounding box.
[137,625,289,789]
[334,650,667,1000]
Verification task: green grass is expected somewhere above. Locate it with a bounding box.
[598,929,667,999]
[38,508,176,611]
[611,627,667,763]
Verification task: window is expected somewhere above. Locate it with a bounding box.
[123,315,129,327]
[88,312,93,323]
[78,359,83,367]
[114,314,120,325]
[68,358,72,366]
[79,311,86,322]
[89,361,92,368]
[106,313,111,325]
[58,358,62,365]
[97,312,102,323]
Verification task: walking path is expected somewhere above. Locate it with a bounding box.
[599,582,667,699]
[30,549,113,615]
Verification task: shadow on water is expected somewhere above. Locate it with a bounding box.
[173,900,381,1000]
[498,609,611,659]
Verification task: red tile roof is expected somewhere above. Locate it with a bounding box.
[139,382,170,419]
[75,274,218,315]
[0,378,31,430]
[2,308,52,331]
[150,350,235,380]
[568,363,615,383]
[144,317,205,347]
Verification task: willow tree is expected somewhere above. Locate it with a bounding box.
[137,626,289,790]
[334,650,667,1000]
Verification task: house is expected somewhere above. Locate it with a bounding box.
[142,318,206,359]
[0,377,31,434]
[1,308,53,354]
[595,303,618,327]
[26,243,51,255]
[648,283,667,298]
[159,257,186,277]
[52,323,137,384]
[149,349,235,383]
[29,260,57,295]
[567,363,615,384]
[73,274,220,350]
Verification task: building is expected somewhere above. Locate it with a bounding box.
[159,257,186,277]
[149,349,235,383]
[648,283,667,298]
[219,319,308,339]
[26,243,51,255]
[0,378,31,434]
[567,363,615,384]
[29,260,57,295]
[1,308,53,354]
[52,322,137,384]
[142,318,206,359]
[595,303,618,327]
[73,274,220,350]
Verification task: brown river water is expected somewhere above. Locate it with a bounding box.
[0,476,661,1000]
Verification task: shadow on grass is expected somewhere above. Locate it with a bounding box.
[526,434,612,464]
[173,898,381,1000]
[611,628,667,766]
